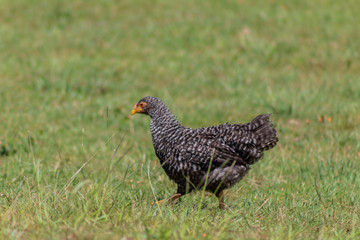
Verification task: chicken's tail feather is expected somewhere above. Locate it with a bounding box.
[244,114,278,164]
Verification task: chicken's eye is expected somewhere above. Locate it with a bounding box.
[139,102,145,107]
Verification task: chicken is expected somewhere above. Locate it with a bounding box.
[131,96,278,209]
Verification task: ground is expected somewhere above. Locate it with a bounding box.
[0,0,359,239]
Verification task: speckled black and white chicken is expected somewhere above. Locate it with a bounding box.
[131,96,278,209]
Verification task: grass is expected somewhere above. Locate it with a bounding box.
[0,0,359,239]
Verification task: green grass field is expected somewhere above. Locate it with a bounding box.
[1,0,359,239]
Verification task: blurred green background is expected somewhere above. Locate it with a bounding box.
[0,0,359,239]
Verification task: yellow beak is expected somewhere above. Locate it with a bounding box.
[131,104,143,115]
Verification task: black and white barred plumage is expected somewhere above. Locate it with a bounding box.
[131,96,278,209]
